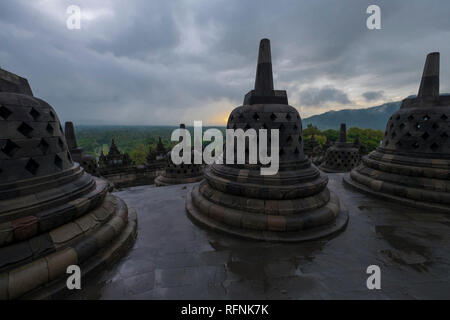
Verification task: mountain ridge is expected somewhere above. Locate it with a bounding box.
[302,101,402,130]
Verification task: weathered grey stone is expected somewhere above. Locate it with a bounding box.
[319,123,361,173]
[418,52,439,99]
[28,233,55,260]
[0,69,135,299]
[186,39,348,241]
[155,124,204,187]
[0,272,8,300]
[8,258,48,299]
[345,52,450,212]
[45,248,77,281]
[0,67,33,96]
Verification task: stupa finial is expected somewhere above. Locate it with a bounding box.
[254,38,274,94]
[418,52,439,99]
[64,121,78,150]
[243,38,288,105]
[339,123,347,143]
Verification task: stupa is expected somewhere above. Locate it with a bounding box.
[344,52,450,213]
[319,123,361,173]
[186,39,348,242]
[98,139,133,170]
[64,121,100,176]
[323,138,333,153]
[154,124,204,186]
[0,68,137,299]
[146,137,167,166]
[304,134,324,165]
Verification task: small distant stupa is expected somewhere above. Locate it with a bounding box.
[154,124,204,186]
[319,124,361,173]
[146,137,167,165]
[304,134,323,165]
[98,139,134,169]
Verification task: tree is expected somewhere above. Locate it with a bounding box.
[322,129,339,143]
[129,144,148,165]
[303,124,322,136]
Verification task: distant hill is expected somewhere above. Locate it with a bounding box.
[303,101,402,130]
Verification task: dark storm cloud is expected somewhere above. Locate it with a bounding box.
[299,86,351,106]
[1,0,450,124]
[363,91,385,101]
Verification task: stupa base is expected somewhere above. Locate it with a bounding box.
[343,174,450,214]
[0,192,138,300]
[24,208,137,300]
[186,184,348,242]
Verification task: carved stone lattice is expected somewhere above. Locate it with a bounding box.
[186,39,348,242]
[344,52,450,213]
[0,68,136,299]
[320,124,361,173]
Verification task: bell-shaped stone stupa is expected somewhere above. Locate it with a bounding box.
[344,52,450,213]
[186,39,348,241]
[0,68,136,299]
[304,133,320,154]
[319,124,361,173]
[146,137,167,166]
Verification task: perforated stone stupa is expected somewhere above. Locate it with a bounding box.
[155,124,204,186]
[146,137,167,168]
[304,134,324,165]
[0,68,137,299]
[186,39,348,242]
[319,124,361,173]
[344,52,450,213]
[98,139,134,171]
[323,138,333,153]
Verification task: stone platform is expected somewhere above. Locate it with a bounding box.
[63,174,450,299]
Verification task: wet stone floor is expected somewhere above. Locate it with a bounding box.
[66,173,450,299]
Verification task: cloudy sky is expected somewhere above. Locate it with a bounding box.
[1,0,449,125]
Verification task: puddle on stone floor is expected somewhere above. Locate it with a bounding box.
[375,225,434,272]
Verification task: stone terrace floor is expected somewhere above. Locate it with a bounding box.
[65,173,450,299]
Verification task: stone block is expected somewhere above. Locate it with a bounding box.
[49,222,83,247]
[12,215,38,241]
[46,248,78,281]
[8,259,48,299]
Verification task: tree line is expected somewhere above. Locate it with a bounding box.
[76,125,384,165]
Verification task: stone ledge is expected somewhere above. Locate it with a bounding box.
[343,174,450,214]
[186,185,348,242]
[0,195,136,299]
[23,209,137,300]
